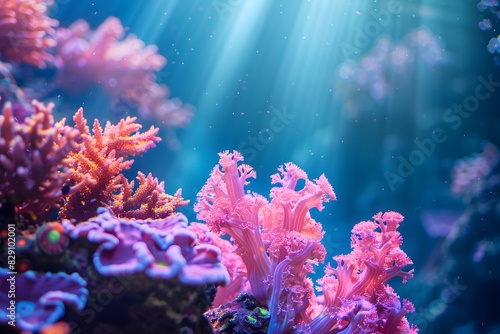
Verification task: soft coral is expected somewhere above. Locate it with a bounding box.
[196,151,417,333]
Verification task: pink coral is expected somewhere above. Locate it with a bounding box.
[0,100,80,220]
[451,141,500,201]
[0,0,58,68]
[195,150,336,332]
[188,222,249,307]
[54,17,193,128]
[195,151,416,333]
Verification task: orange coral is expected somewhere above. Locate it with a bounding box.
[0,100,79,221]
[110,172,188,220]
[60,108,186,221]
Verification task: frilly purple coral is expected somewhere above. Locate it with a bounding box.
[64,207,229,286]
[451,141,500,201]
[0,268,87,332]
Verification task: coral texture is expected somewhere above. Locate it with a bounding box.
[189,222,250,307]
[0,100,218,333]
[0,0,58,68]
[451,141,500,201]
[195,150,417,333]
[0,100,80,222]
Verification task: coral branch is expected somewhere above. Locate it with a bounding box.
[196,151,417,334]
[59,108,162,221]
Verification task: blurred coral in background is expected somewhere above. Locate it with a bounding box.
[0,0,57,68]
[477,0,500,64]
[0,1,422,333]
[54,17,193,129]
[451,141,500,202]
[335,27,448,116]
[0,1,192,135]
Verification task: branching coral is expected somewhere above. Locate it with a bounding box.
[308,212,415,333]
[59,108,186,222]
[0,0,58,68]
[195,150,417,333]
[0,100,80,222]
[110,172,189,220]
[0,104,224,332]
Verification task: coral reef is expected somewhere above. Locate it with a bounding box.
[477,0,500,64]
[0,100,80,224]
[0,0,58,68]
[0,100,417,332]
[410,142,500,333]
[0,3,420,332]
[195,150,417,333]
[0,100,225,333]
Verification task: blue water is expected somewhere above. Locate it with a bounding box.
[20,0,500,333]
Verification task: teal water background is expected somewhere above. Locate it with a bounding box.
[49,1,499,331]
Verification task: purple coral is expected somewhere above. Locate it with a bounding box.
[0,268,87,332]
[0,100,80,220]
[64,207,229,285]
[451,141,500,201]
[477,0,500,64]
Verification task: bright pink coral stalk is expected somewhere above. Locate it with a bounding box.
[195,151,417,333]
[0,0,58,68]
[309,212,416,333]
[195,151,336,332]
[195,151,271,303]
